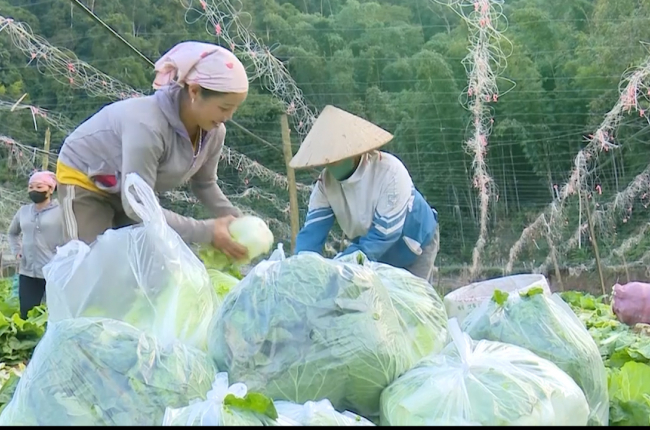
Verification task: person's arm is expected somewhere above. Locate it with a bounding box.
[120,122,215,244]
[190,127,241,218]
[7,210,22,256]
[339,167,412,261]
[294,180,335,255]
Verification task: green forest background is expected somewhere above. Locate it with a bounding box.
[1,0,650,276]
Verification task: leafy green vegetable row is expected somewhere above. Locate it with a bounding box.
[561,291,650,426]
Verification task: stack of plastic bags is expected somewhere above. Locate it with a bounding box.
[379,318,590,426]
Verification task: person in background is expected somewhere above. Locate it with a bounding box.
[291,105,440,284]
[8,171,64,319]
[55,41,249,261]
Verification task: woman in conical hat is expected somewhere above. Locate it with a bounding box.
[55,41,248,260]
[291,106,440,283]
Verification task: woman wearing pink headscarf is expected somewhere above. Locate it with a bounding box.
[55,41,249,259]
[8,171,64,318]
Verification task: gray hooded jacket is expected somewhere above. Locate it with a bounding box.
[8,200,64,279]
[58,85,240,244]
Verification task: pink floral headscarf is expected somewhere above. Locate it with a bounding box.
[153,41,249,93]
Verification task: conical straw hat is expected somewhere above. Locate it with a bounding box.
[289,105,394,169]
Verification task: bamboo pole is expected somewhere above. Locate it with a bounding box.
[584,193,607,298]
[280,114,300,252]
[42,127,51,170]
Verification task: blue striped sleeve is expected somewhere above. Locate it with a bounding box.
[295,183,335,255]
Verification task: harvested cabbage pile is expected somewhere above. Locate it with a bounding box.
[197,215,274,271]
[462,287,609,426]
[275,399,374,426]
[162,372,279,426]
[208,251,448,419]
[380,319,590,426]
[0,318,216,426]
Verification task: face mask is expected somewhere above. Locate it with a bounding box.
[327,158,358,181]
[28,191,48,204]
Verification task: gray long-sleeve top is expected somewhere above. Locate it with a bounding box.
[8,201,64,279]
[57,84,241,244]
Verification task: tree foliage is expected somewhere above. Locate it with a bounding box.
[1,0,650,268]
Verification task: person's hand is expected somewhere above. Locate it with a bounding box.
[16,253,22,260]
[212,215,248,261]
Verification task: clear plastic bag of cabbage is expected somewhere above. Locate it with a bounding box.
[0,318,216,426]
[275,399,374,426]
[162,372,279,426]
[380,318,590,426]
[43,173,219,350]
[462,287,609,426]
[208,250,448,419]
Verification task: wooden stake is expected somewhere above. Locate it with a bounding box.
[42,127,51,170]
[548,235,565,292]
[280,114,300,253]
[584,194,607,298]
[543,215,565,291]
[6,144,13,170]
[621,252,631,284]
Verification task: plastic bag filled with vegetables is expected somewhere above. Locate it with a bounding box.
[0,318,216,426]
[380,318,590,426]
[275,399,374,426]
[43,173,219,350]
[462,287,609,426]
[208,251,449,420]
[162,372,279,426]
[196,215,274,272]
